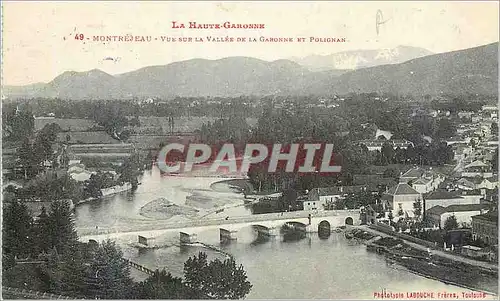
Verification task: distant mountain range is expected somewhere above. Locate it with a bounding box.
[3,43,498,99]
[289,46,434,71]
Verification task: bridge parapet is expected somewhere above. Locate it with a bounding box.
[78,210,360,238]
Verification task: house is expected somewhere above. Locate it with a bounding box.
[461,245,497,261]
[456,178,476,191]
[471,211,498,245]
[2,180,24,191]
[458,111,474,120]
[471,115,482,123]
[446,136,471,146]
[375,129,393,140]
[381,181,422,216]
[471,177,498,190]
[464,160,489,169]
[307,187,343,211]
[412,177,433,194]
[461,165,494,178]
[426,204,489,229]
[424,190,481,211]
[392,140,414,149]
[481,105,498,112]
[358,140,385,151]
[486,138,499,147]
[452,145,473,161]
[490,111,498,121]
[352,175,397,192]
[358,139,414,152]
[307,186,368,211]
[400,167,425,183]
[68,164,95,182]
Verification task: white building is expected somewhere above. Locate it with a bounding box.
[424,191,481,211]
[426,204,489,228]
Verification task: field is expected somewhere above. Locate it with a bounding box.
[128,116,258,134]
[35,118,98,132]
[57,131,119,144]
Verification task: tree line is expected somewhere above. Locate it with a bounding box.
[2,200,252,299]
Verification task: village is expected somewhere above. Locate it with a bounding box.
[2,93,498,297]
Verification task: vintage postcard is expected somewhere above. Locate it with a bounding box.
[1,1,499,300]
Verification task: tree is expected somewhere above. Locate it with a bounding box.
[86,240,134,299]
[397,208,404,217]
[388,211,394,223]
[134,269,185,299]
[58,243,88,297]
[492,148,498,171]
[33,123,61,165]
[48,200,78,254]
[491,122,498,136]
[183,252,252,299]
[117,154,142,189]
[17,137,41,179]
[383,167,400,179]
[84,171,116,198]
[380,142,395,165]
[3,200,35,260]
[34,206,51,254]
[413,199,422,220]
[3,108,35,141]
[444,215,459,231]
[433,118,456,140]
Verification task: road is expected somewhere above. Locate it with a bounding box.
[360,225,498,271]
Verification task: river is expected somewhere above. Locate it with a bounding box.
[74,168,496,299]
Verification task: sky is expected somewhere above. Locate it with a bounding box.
[2,1,499,86]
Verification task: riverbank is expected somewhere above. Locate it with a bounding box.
[349,227,498,295]
[75,183,133,206]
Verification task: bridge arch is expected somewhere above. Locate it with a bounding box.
[318,220,331,239]
[284,221,307,229]
[252,224,271,231]
[345,217,354,225]
[318,220,331,232]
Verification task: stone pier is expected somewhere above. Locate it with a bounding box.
[254,225,278,237]
[179,232,197,244]
[220,228,238,243]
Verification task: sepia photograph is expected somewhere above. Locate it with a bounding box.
[1,1,499,300]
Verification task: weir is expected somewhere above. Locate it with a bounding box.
[120,258,157,276]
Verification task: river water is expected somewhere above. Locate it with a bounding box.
[74,168,496,299]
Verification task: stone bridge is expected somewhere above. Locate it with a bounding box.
[79,210,360,243]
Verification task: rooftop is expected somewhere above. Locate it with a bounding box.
[413,178,431,185]
[401,168,425,179]
[425,190,464,200]
[464,160,489,169]
[385,182,420,196]
[427,204,488,215]
[311,186,367,196]
[471,211,498,224]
